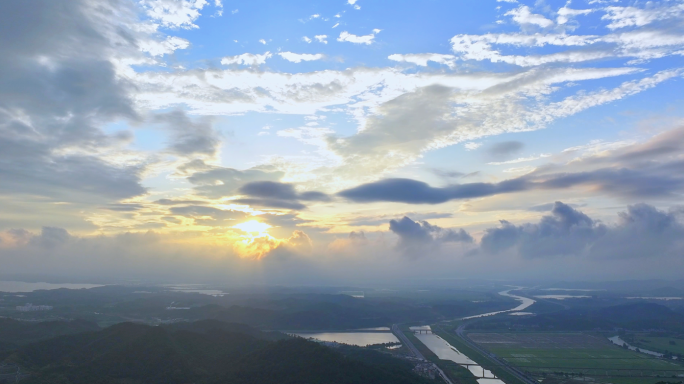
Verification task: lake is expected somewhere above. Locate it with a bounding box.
[0,281,102,293]
[293,332,399,346]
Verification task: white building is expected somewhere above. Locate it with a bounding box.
[16,303,53,312]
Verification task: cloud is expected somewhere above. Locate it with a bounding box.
[338,178,529,204]
[220,52,272,65]
[29,227,72,248]
[388,53,456,69]
[314,35,328,44]
[186,163,284,199]
[487,141,525,159]
[465,142,483,150]
[153,110,221,158]
[302,36,312,43]
[557,6,594,25]
[169,205,247,225]
[235,181,330,210]
[602,3,684,30]
[139,0,213,29]
[138,36,190,57]
[390,216,473,256]
[480,202,604,257]
[487,154,550,165]
[278,52,324,63]
[479,202,684,259]
[506,6,555,28]
[337,30,379,44]
[338,126,684,204]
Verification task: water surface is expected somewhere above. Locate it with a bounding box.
[294,332,399,347]
[461,290,535,320]
[0,281,102,293]
[414,329,504,384]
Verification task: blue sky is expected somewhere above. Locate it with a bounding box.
[1,0,684,282]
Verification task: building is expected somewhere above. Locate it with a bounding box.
[16,303,53,312]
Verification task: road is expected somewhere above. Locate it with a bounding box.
[452,323,538,384]
[392,324,454,384]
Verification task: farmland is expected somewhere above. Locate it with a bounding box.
[468,332,684,384]
[627,334,684,357]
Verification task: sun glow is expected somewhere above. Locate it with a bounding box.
[233,220,272,235]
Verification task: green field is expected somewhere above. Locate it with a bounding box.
[468,332,684,384]
[630,334,684,357]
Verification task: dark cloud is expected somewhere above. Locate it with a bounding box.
[153,111,221,158]
[187,164,284,199]
[487,141,524,159]
[433,169,480,180]
[338,178,529,204]
[527,202,584,212]
[349,231,367,241]
[103,203,145,212]
[481,202,604,258]
[236,181,330,210]
[479,202,684,259]
[339,128,684,205]
[0,0,147,206]
[389,216,473,256]
[350,212,453,226]
[29,227,72,248]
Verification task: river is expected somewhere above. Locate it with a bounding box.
[608,336,676,359]
[408,289,536,384]
[461,289,536,320]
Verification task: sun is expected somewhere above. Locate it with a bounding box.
[233,220,272,235]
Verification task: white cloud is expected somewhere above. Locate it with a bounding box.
[602,3,684,30]
[278,52,324,63]
[465,142,483,150]
[333,23,340,28]
[315,35,328,44]
[139,36,190,56]
[488,154,551,165]
[506,5,555,28]
[337,30,379,45]
[139,0,211,29]
[347,0,357,4]
[311,14,320,19]
[450,27,684,67]
[220,52,272,65]
[388,53,456,69]
[231,9,238,14]
[302,36,312,43]
[259,39,267,45]
[557,6,594,25]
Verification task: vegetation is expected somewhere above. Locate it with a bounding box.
[0,318,99,351]
[2,320,433,384]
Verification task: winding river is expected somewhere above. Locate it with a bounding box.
[409,289,535,384]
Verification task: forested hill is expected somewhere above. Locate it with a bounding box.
[0,318,99,351]
[3,320,432,384]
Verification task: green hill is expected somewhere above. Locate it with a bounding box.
[4,320,432,384]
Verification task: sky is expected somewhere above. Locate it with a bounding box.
[1,0,684,284]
